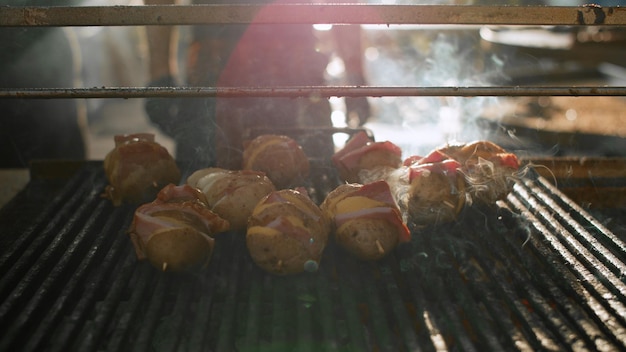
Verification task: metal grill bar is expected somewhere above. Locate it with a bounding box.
[21,202,127,352]
[2,86,626,99]
[502,176,626,347]
[0,169,91,280]
[492,221,614,351]
[0,171,104,351]
[0,171,101,317]
[1,5,625,27]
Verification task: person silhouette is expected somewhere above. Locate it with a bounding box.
[144,0,370,169]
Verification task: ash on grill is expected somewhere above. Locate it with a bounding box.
[1,159,626,351]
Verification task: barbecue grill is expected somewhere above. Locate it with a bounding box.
[2,3,626,351]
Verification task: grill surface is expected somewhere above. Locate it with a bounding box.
[1,3,626,350]
[1,162,625,351]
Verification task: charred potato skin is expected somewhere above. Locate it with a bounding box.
[461,160,517,205]
[437,140,519,205]
[407,171,466,226]
[246,189,329,275]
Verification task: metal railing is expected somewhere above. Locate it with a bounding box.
[0,4,624,99]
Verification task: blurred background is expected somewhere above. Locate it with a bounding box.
[3,0,625,163]
[75,0,626,162]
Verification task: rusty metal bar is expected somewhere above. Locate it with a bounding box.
[1,5,625,27]
[1,86,626,99]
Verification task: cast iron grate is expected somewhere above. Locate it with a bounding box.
[0,162,625,351]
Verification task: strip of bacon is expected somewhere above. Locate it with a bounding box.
[335,206,411,243]
[335,140,402,170]
[408,159,461,183]
[155,184,208,204]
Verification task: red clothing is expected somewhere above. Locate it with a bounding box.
[205,2,331,168]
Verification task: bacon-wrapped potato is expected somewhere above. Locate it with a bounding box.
[435,140,520,204]
[402,140,519,226]
[246,188,330,275]
[321,181,410,261]
[128,184,230,272]
[103,133,180,206]
[242,134,310,189]
[187,168,276,231]
[403,151,467,226]
[330,134,519,229]
[331,131,402,183]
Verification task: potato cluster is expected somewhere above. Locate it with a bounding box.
[121,132,519,275]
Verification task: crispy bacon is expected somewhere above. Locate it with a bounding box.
[408,159,462,183]
[352,180,397,208]
[155,184,208,204]
[332,131,403,183]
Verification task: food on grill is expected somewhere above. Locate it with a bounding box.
[321,180,410,260]
[332,131,403,183]
[401,140,519,225]
[128,184,230,272]
[154,180,209,204]
[404,152,467,226]
[187,167,276,231]
[435,140,520,204]
[242,134,310,189]
[354,140,518,227]
[103,133,181,206]
[246,188,330,275]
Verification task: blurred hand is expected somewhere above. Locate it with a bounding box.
[144,76,181,137]
[345,96,371,127]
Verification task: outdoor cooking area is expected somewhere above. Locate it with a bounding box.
[1,2,626,351]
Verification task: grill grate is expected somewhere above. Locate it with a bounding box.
[0,162,625,351]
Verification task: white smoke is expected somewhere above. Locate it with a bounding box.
[361,24,505,159]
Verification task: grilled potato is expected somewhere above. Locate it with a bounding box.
[406,164,466,226]
[246,189,330,275]
[188,168,276,231]
[144,226,215,272]
[103,133,180,206]
[242,134,310,189]
[128,184,229,272]
[322,181,410,261]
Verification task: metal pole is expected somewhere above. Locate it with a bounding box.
[1,5,625,27]
[1,86,625,99]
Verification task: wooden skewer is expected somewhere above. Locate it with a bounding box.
[375,240,385,254]
[443,200,455,209]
